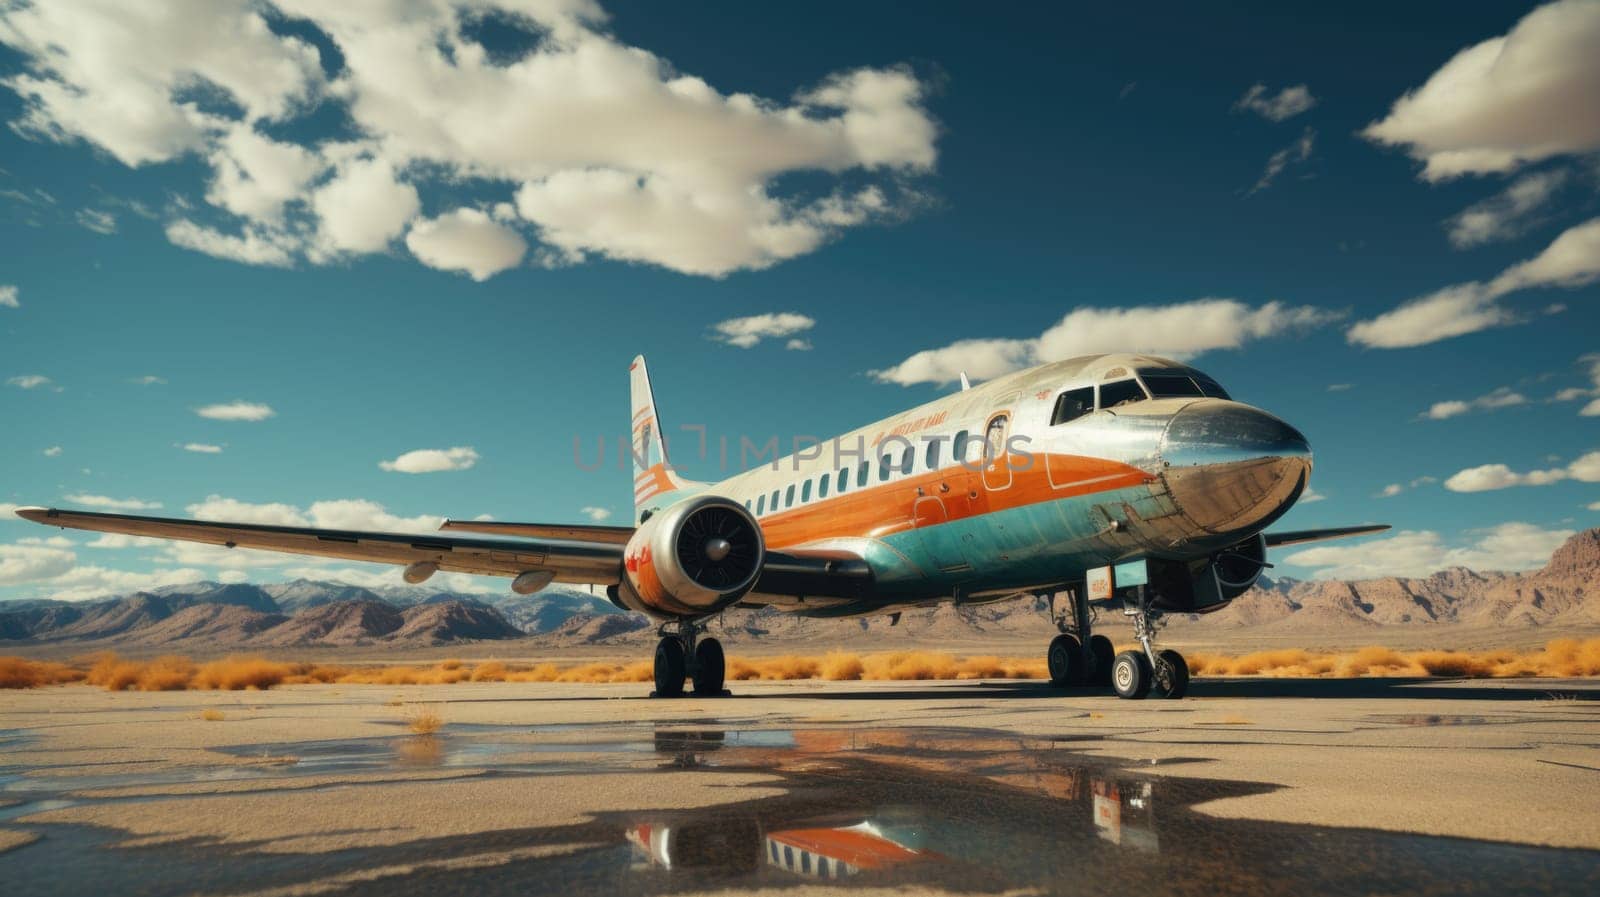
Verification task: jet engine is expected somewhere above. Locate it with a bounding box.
[611,495,765,619]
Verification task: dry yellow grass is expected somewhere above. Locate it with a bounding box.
[403,704,444,735]
[4,638,1599,690]
[199,708,225,722]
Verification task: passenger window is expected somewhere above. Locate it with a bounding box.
[817,473,829,499]
[744,499,751,511]
[770,489,779,510]
[756,494,765,515]
[879,453,892,482]
[837,468,848,493]
[1051,387,1095,425]
[901,446,914,474]
[785,484,795,507]
[857,460,869,487]
[801,479,812,502]
[926,437,941,470]
[1098,379,1147,410]
[984,414,1008,462]
[953,429,969,461]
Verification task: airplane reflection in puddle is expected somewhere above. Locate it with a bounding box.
[627,727,1158,880]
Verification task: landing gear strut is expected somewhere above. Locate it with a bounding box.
[1046,587,1115,688]
[1119,585,1188,700]
[652,619,728,698]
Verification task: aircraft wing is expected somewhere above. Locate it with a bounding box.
[1263,524,1390,548]
[13,507,624,584]
[439,518,634,544]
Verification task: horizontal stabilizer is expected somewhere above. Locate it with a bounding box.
[1264,524,1390,548]
[439,519,634,544]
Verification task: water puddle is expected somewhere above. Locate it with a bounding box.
[3,722,1596,896]
[1367,714,1529,727]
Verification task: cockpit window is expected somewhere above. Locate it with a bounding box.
[1138,368,1232,401]
[1051,387,1095,425]
[1141,372,1205,398]
[1098,378,1147,410]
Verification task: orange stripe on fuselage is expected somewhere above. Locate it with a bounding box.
[769,828,927,869]
[754,453,1153,550]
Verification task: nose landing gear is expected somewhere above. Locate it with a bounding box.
[652,619,729,698]
[1122,585,1188,700]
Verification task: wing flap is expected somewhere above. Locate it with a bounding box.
[1264,524,1390,548]
[15,507,623,584]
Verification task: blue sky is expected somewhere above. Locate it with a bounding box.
[2,0,1598,599]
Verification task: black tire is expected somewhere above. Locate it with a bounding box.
[1088,635,1115,687]
[1112,650,1152,700]
[1047,633,1083,687]
[693,637,726,695]
[654,637,686,697]
[1154,649,1189,699]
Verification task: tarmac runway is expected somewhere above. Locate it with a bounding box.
[2,677,1598,896]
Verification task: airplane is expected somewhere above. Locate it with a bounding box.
[14,353,1386,700]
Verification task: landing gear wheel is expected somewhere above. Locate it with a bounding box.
[1088,635,1115,688]
[1112,650,1152,700]
[693,637,726,695]
[1153,649,1189,699]
[653,637,686,698]
[1047,633,1084,687]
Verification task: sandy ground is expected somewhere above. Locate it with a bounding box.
[1,678,1597,895]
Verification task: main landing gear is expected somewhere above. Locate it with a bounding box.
[652,619,728,698]
[1046,584,1188,700]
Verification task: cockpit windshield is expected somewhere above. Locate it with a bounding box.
[1137,368,1231,400]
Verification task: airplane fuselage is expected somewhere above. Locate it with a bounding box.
[637,353,1312,618]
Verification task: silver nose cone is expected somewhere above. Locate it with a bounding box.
[1159,401,1312,537]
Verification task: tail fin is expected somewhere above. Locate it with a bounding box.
[630,355,703,521]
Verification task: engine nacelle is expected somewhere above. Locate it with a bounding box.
[1147,533,1267,613]
[612,495,765,619]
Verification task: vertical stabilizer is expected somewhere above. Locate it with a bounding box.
[629,355,703,521]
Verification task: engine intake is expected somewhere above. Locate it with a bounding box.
[613,495,764,619]
[1147,533,1268,613]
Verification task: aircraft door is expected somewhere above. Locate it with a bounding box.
[980,411,1012,491]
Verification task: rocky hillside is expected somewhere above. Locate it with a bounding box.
[3,529,1597,648]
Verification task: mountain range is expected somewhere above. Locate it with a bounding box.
[2,528,1596,650]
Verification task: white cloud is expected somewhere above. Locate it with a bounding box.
[7,374,52,389]
[181,443,223,454]
[785,338,813,351]
[1249,127,1314,194]
[130,375,166,385]
[282,564,499,595]
[187,495,443,534]
[379,446,480,474]
[580,506,612,522]
[0,285,17,308]
[1327,383,1354,392]
[42,445,62,457]
[1300,486,1327,503]
[1362,0,1600,180]
[166,219,294,267]
[1445,170,1569,248]
[1443,450,1600,492]
[1348,217,1600,348]
[870,298,1335,387]
[309,155,420,256]
[195,400,275,421]
[405,208,526,281]
[1378,483,1405,498]
[710,312,817,348]
[1285,522,1573,579]
[0,2,935,278]
[1233,83,1316,121]
[0,541,77,586]
[63,494,163,511]
[1589,501,1600,511]
[0,1,323,167]
[75,208,116,234]
[1420,386,1527,420]
[27,565,214,602]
